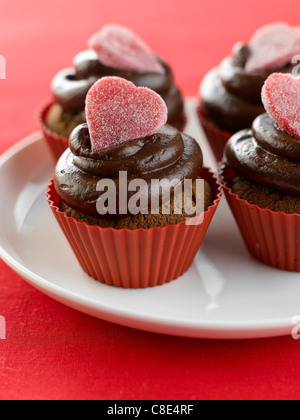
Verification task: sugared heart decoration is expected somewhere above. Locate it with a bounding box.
[262,73,300,139]
[245,22,300,73]
[88,24,165,75]
[86,76,168,152]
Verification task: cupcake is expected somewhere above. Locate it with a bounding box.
[199,22,300,162]
[46,76,222,288]
[40,24,185,160]
[222,72,300,272]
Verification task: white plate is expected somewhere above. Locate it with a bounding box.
[1,100,300,340]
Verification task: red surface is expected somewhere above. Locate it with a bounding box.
[1,0,300,400]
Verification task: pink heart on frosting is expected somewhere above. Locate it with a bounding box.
[262,73,300,139]
[86,76,168,152]
[88,24,165,75]
[245,22,300,73]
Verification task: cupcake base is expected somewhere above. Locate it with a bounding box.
[230,175,300,215]
[39,103,69,162]
[221,165,300,272]
[59,178,213,230]
[44,103,86,139]
[46,167,223,288]
[198,105,233,163]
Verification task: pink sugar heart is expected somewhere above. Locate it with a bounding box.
[88,24,165,75]
[245,22,300,73]
[86,77,168,152]
[262,73,300,139]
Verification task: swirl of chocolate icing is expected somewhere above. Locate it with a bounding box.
[51,68,98,112]
[51,50,184,127]
[201,44,295,132]
[54,124,203,217]
[225,113,300,196]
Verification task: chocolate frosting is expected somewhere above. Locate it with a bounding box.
[54,124,203,217]
[201,44,295,132]
[225,113,300,196]
[52,50,184,127]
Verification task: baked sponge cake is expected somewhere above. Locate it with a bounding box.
[199,22,300,161]
[222,73,300,271]
[47,76,222,287]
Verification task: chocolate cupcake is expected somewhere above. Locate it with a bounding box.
[40,24,185,160]
[222,73,300,272]
[199,22,300,162]
[47,76,222,288]
[56,123,214,229]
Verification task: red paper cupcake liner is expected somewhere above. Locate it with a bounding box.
[38,103,69,162]
[46,167,223,288]
[221,164,300,272]
[197,105,233,163]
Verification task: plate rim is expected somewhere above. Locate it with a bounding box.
[0,130,297,339]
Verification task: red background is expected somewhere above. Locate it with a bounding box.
[1,0,300,400]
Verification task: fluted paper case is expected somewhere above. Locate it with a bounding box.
[222,165,300,272]
[39,102,70,161]
[46,167,223,288]
[198,104,233,163]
